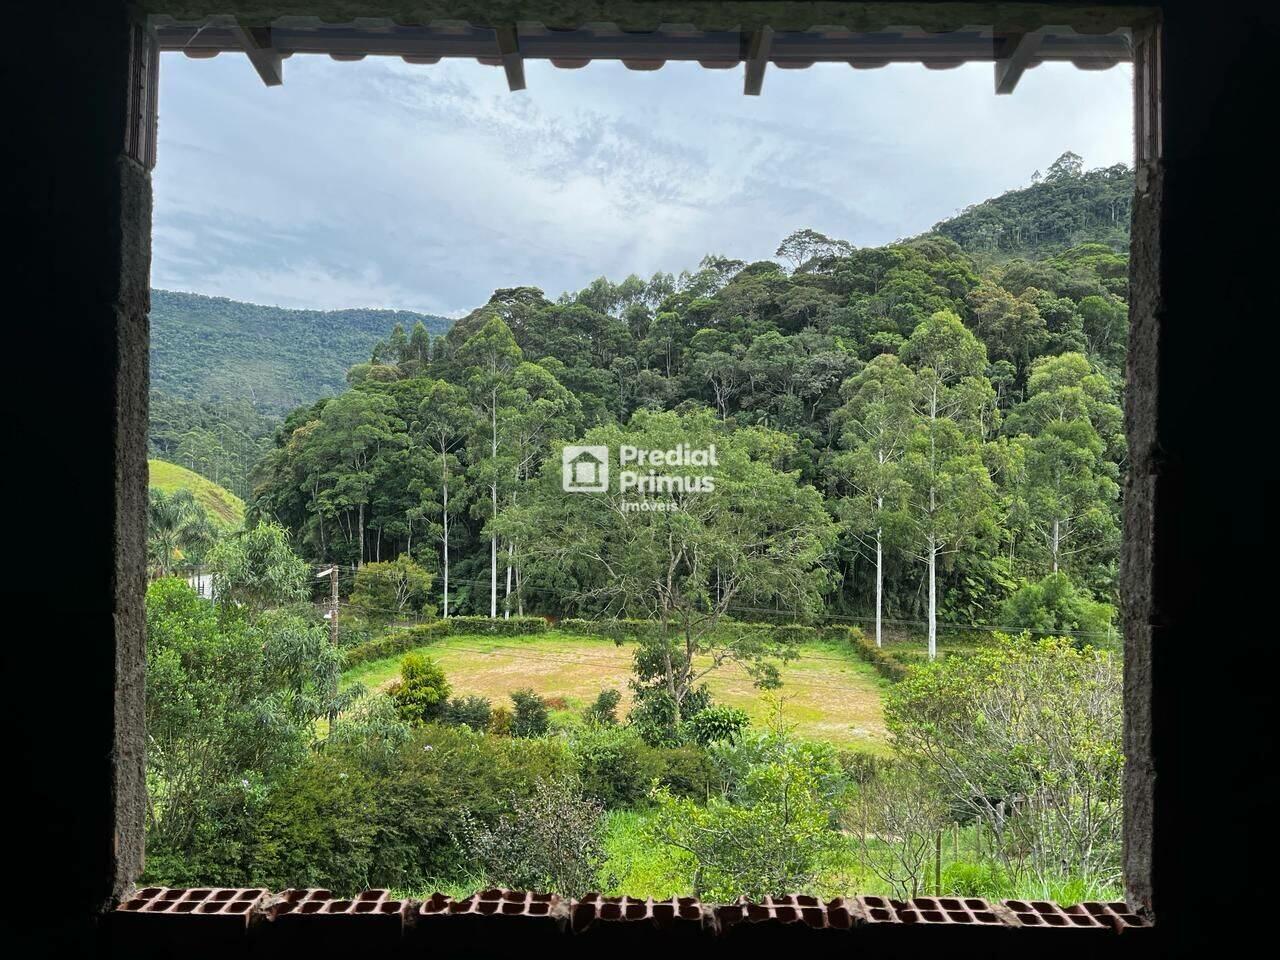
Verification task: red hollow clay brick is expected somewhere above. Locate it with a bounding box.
[1077,900,1153,934]
[266,888,408,951]
[570,893,705,935]
[110,887,268,951]
[896,896,1007,926]
[715,895,854,934]
[855,894,908,924]
[1002,899,1111,930]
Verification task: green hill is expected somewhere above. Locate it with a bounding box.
[148,459,246,530]
[931,152,1133,261]
[150,289,452,415]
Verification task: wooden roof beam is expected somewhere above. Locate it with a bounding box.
[994,31,1043,94]
[496,25,526,91]
[743,26,773,95]
[232,23,283,86]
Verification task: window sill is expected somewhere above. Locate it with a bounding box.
[110,887,1152,955]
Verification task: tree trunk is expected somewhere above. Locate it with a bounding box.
[490,391,498,619]
[357,502,365,567]
[504,541,513,619]
[1051,517,1060,574]
[442,476,450,618]
[927,533,937,659]
[875,521,884,648]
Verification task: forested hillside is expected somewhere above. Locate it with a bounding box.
[252,155,1130,646]
[932,151,1132,259]
[148,290,451,495]
[150,289,451,413]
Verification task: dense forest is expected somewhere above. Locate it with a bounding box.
[149,291,450,495]
[248,155,1130,646]
[151,289,452,412]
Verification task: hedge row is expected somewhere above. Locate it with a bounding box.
[344,616,548,667]
[820,624,909,681]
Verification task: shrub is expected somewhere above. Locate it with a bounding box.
[445,695,492,731]
[685,706,751,746]
[584,688,622,726]
[650,745,716,800]
[388,652,451,724]
[460,776,606,897]
[444,615,548,636]
[999,572,1115,647]
[510,688,549,737]
[710,731,849,807]
[344,620,449,668]
[824,624,908,681]
[649,755,840,902]
[359,725,574,890]
[570,726,663,808]
[249,752,379,893]
[886,633,1123,888]
[487,706,513,737]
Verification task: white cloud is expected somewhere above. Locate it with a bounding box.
[153,52,1133,314]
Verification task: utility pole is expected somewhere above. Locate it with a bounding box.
[316,566,339,646]
[316,566,339,731]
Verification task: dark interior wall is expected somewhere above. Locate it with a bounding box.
[5,1,1274,956]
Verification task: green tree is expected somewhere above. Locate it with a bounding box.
[886,634,1123,888]
[510,688,550,737]
[205,520,309,613]
[349,553,435,622]
[830,353,915,646]
[649,752,839,901]
[144,578,347,865]
[508,409,836,738]
[414,380,474,617]
[1000,572,1115,643]
[899,311,1001,657]
[388,652,451,724]
[147,487,215,577]
[457,315,523,617]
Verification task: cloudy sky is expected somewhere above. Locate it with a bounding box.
[153,53,1133,317]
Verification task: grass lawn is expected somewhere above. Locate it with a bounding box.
[342,629,890,750]
[148,458,245,529]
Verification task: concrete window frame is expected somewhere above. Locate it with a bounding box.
[12,1,1269,956]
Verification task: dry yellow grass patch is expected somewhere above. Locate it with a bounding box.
[345,631,889,750]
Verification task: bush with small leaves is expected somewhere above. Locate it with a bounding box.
[459,776,605,897]
[388,652,451,725]
[445,695,492,731]
[510,688,550,737]
[686,705,751,746]
[487,706,513,737]
[584,688,622,726]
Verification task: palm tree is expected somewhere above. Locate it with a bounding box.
[148,488,214,578]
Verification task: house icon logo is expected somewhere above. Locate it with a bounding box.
[562,445,610,493]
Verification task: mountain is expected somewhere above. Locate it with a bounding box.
[931,152,1133,261]
[150,289,452,415]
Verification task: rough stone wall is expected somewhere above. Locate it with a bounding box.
[1122,2,1272,942]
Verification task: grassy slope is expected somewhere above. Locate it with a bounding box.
[343,630,890,751]
[148,458,246,529]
